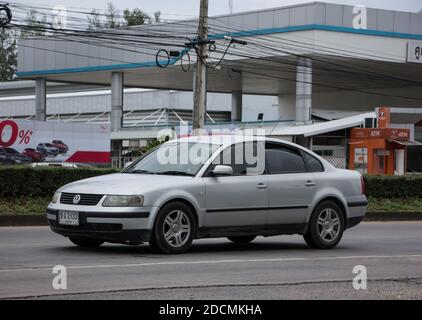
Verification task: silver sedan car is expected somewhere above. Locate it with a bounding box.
[47,135,367,254]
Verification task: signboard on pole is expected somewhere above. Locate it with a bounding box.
[350,128,410,141]
[407,41,422,64]
[377,107,390,129]
[0,120,110,164]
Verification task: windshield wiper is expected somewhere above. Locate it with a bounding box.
[157,171,195,177]
[129,170,156,174]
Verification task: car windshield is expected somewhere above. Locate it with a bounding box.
[4,148,19,154]
[124,142,220,176]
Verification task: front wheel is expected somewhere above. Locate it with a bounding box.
[304,201,345,249]
[150,202,195,254]
[69,237,104,247]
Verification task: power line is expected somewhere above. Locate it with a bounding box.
[8,2,422,104]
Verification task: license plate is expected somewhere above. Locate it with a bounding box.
[58,211,79,226]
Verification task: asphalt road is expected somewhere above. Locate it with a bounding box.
[0,222,421,300]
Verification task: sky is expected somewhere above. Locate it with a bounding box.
[9,0,422,18]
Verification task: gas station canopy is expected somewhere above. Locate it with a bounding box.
[17,2,422,100]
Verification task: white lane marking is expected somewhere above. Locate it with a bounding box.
[1,254,422,273]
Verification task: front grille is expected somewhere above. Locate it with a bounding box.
[60,193,104,206]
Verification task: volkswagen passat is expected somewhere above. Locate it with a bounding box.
[47,135,367,254]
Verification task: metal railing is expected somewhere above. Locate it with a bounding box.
[111,157,133,169]
[323,157,347,169]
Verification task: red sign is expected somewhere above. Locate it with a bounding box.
[351,128,410,140]
[0,119,110,164]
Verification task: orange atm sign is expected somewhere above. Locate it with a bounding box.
[351,128,410,140]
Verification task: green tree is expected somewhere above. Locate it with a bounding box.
[87,1,122,30]
[87,9,103,31]
[20,9,47,38]
[0,28,17,81]
[104,2,121,29]
[87,2,160,29]
[153,11,161,23]
[123,8,151,26]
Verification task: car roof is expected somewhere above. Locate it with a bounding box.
[171,135,301,149]
[169,134,335,171]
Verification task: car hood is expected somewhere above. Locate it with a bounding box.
[59,173,193,195]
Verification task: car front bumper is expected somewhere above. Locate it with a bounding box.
[46,208,152,243]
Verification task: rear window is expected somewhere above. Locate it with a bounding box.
[303,152,324,172]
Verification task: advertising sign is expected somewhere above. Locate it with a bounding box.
[377,107,390,129]
[354,147,368,174]
[350,128,410,141]
[407,41,422,64]
[0,120,110,164]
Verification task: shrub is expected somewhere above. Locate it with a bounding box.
[1,166,422,199]
[364,175,422,198]
[0,166,118,198]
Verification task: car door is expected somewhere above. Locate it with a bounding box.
[265,143,318,225]
[203,142,269,228]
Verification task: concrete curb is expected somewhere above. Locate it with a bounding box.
[1,212,422,227]
[0,215,48,227]
[365,212,422,221]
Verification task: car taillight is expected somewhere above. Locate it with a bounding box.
[360,175,366,195]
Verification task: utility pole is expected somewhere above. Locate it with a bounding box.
[192,0,209,132]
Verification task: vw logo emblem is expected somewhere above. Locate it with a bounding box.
[73,194,81,205]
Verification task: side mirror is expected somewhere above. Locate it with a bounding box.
[210,165,233,176]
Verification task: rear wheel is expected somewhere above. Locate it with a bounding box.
[304,200,345,249]
[69,237,104,247]
[227,236,256,244]
[150,202,195,254]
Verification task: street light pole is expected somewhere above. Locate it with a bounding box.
[192,0,208,132]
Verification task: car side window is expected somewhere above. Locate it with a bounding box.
[206,142,263,176]
[265,143,306,174]
[303,152,324,172]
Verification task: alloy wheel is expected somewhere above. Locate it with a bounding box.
[162,210,191,248]
[317,208,341,243]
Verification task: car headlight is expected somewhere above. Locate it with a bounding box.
[102,195,144,207]
[52,191,61,204]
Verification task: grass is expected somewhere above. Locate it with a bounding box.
[0,197,421,215]
[0,197,51,215]
[367,197,422,213]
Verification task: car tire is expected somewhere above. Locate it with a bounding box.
[69,237,104,247]
[150,201,196,254]
[304,200,345,250]
[227,236,256,244]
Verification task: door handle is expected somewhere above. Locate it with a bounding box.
[305,180,316,187]
[256,183,268,190]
